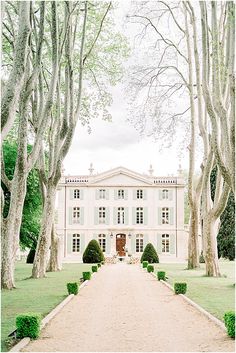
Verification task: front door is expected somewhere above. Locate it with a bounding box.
[116,234,126,256]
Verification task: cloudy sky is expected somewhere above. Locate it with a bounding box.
[63,1,195,177]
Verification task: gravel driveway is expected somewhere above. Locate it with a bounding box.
[23,263,234,352]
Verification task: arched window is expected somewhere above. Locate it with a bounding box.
[118,207,125,224]
[98,234,106,252]
[162,234,170,253]
[72,234,80,252]
[136,234,144,252]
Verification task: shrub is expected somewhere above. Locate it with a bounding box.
[142,261,148,268]
[157,271,166,281]
[67,282,79,295]
[199,251,205,263]
[224,311,235,338]
[147,264,154,272]
[83,271,92,280]
[174,282,187,294]
[141,243,159,263]
[97,263,101,268]
[101,261,105,265]
[82,240,105,263]
[16,313,41,339]
[92,265,98,273]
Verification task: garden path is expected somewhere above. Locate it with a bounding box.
[23,263,234,352]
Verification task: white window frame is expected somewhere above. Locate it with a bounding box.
[136,207,144,224]
[73,207,80,223]
[98,234,106,252]
[99,207,106,224]
[74,189,80,199]
[118,189,125,199]
[72,234,80,252]
[162,189,169,200]
[117,207,125,224]
[162,234,170,253]
[137,189,143,199]
[99,189,106,199]
[136,234,144,252]
[162,207,169,224]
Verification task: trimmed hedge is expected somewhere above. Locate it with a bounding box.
[174,282,187,294]
[142,261,148,268]
[82,240,105,263]
[141,243,159,263]
[92,265,98,273]
[83,271,92,280]
[16,313,41,339]
[157,271,166,281]
[147,264,154,273]
[67,282,79,295]
[224,311,235,338]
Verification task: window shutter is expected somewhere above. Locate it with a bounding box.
[143,189,147,200]
[156,234,162,254]
[125,190,128,200]
[105,207,110,225]
[131,235,136,253]
[124,207,129,225]
[132,207,136,225]
[67,234,72,254]
[113,207,117,225]
[169,208,174,225]
[106,235,111,254]
[158,208,162,225]
[95,189,99,200]
[144,234,149,247]
[80,207,84,225]
[170,234,175,254]
[80,189,84,200]
[70,189,74,200]
[144,207,148,225]
[159,190,162,200]
[68,207,73,225]
[94,207,98,225]
[114,190,118,200]
[106,190,109,200]
[133,189,137,200]
[80,234,85,252]
[169,190,173,201]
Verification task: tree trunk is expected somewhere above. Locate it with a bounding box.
[188,201,200,269]
[32,182,56,278]
[1,220,15,289]
[47,223,62,272]
[203,214,220,277]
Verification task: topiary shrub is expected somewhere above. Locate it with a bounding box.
[26,249,35,264]
[147,264,154,273]
[174,282,187,294]
[16,313,41,339]
[101,261,105,265]
[83,271,92,280]
[199,251,205,263]
[157,271,166,281]
[142,261,148,268]
[92,265,98,273]
[224,311,235,338]
[97,263,101,268]
[141,243,159,263]
[83,240,105,263]
[67,282,79,295]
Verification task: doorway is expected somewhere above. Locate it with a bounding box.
[116,234,126,256]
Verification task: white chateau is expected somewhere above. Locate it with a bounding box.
[55,166,188,262]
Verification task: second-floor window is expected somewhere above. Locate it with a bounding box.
[137,189,143,199]
[136,234,144,252]
[99,189,106,199]
[72,234,80,252]
[162,189,169,199]
[99,207,106,224]
[74,189,80,199]
[162,207,169,224]
[98,234,106,252]
[162,234,170,253]
[136,207,143,224]
[73,207,80,223]
[118,207,125,224]
[118,189,124,199]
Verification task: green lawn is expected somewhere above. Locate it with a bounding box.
[154,260,235,322]
[1,262,95,352]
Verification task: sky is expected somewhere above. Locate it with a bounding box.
[63,1,195,177]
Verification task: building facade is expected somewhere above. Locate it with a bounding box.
[55,166,188,262]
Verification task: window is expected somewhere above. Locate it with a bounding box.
[99,189,106,199]
[162,207,169,224]
[118,207,125,224]
[99,207,106,224]
[136,207,143,224]
[118,189,124,199]
[162,234,170,253]
[72,234,80,252]
[74,189,80,199]
[98,234,106,252]
[137,189,143,199]
[136,234,144,252]
[162,189,169,199]
[73,207,80,223]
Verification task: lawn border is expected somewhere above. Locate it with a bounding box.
[149,271,226,332]
[9,278,91,352]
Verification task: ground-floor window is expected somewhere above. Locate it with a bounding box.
[72,234,80,252]
[162,234,170,253]
[98,234,106,252]
[136,234,144,252]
